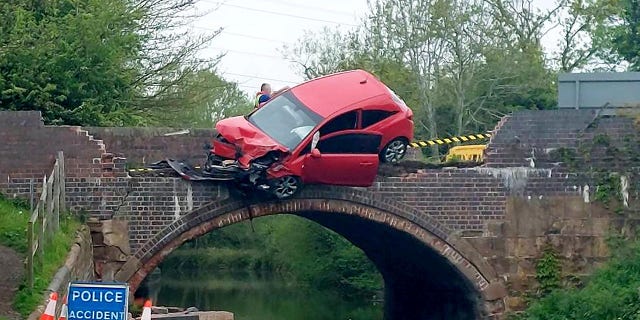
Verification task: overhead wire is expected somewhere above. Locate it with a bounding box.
[252,0,356,17]
[210,47,288,60]
[189,26,293,45]
[207,1,359,27]
[188,0,355,92]
[221,72,301,85]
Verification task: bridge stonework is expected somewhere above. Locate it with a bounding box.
[1,110,639,319]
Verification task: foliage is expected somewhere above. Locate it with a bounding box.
[161,247,275,273]
[0,0,144,126]
[145,68,253,128]
[265,215,383,300]
[516,236,640,320]
[0,0,244,127]
[604,0,640,70]
[535,244,561,296]
[162,215,383,300]
[0,196,80,317]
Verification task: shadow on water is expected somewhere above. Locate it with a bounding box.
[151,270,383,320]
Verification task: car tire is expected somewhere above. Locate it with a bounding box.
[269,175,302,199]
[380,138,408,163]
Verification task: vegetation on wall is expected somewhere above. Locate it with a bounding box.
[514,234,640,320]
[535,244,561,297]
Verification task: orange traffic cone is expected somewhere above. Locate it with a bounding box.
[40,292,57,320]
[58,295,68,320]
[141,299,152,320]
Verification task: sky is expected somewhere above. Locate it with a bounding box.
[185,0,562,98]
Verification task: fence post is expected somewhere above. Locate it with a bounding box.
[29,178,34,213]
[27,218,34,288]
[58,151,66,216]
[53,155,60,232]
[39,175,46,267]
[46,166,54,238]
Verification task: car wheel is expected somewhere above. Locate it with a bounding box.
[269,176,302,199]
[381,138,408,163]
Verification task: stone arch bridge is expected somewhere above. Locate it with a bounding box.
[1,109,639,319]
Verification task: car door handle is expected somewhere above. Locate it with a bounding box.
[360,162,374,166]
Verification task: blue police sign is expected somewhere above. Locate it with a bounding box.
[67,282,129,320]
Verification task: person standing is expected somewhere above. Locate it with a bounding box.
[254,83,289,108]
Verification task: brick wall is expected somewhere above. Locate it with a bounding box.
[113,177,223,249]
[85,127,216,166]
[372,170,507,235]
[485,109,640,206]
[0,111,106,196]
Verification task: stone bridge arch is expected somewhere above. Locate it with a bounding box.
[115,186,506,319]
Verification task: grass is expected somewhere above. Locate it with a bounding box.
[0,195,79,318]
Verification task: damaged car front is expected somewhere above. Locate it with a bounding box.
[206,92,323,194]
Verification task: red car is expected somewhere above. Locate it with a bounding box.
[205,69,414,199]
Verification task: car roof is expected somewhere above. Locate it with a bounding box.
[289,69,389,118]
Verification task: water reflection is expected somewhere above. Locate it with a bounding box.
[154,270,382,320]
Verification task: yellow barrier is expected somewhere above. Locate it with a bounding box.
[444,144,487,162]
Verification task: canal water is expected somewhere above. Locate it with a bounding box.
[154,271,383,320]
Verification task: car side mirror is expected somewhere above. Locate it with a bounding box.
[310,148,321,158]
[311,131,320,150]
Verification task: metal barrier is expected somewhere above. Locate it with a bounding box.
[27,151,66,288]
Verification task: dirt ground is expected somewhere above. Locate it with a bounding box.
[0,245,22,320]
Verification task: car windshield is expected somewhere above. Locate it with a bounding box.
[247,92,323,150]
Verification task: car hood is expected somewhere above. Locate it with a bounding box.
[215,116,288,167]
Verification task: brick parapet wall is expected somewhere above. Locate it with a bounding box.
[85,127,216,166]
[372,169,508,234]
[484,109,640,209]
[112,178,224,249]
[485,109,640,170]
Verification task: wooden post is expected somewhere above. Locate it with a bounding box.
[39,175,46,266]
[29,178,34,213]
[27,217,34,288]
[53,156,60,232]
[46,167,54,238]
[58,151,66,215]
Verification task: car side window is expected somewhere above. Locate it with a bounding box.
[319,111,358,136]
[317,133,382,154]
[362,110,396,128]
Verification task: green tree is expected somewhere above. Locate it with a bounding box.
[266,215,383,299]
[146,67,253,128]
[553,0,620,72]
[0,0,144,125]
[607,0,640,70]
[0,0,235,127]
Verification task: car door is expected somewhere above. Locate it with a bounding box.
[301,131,382,186]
